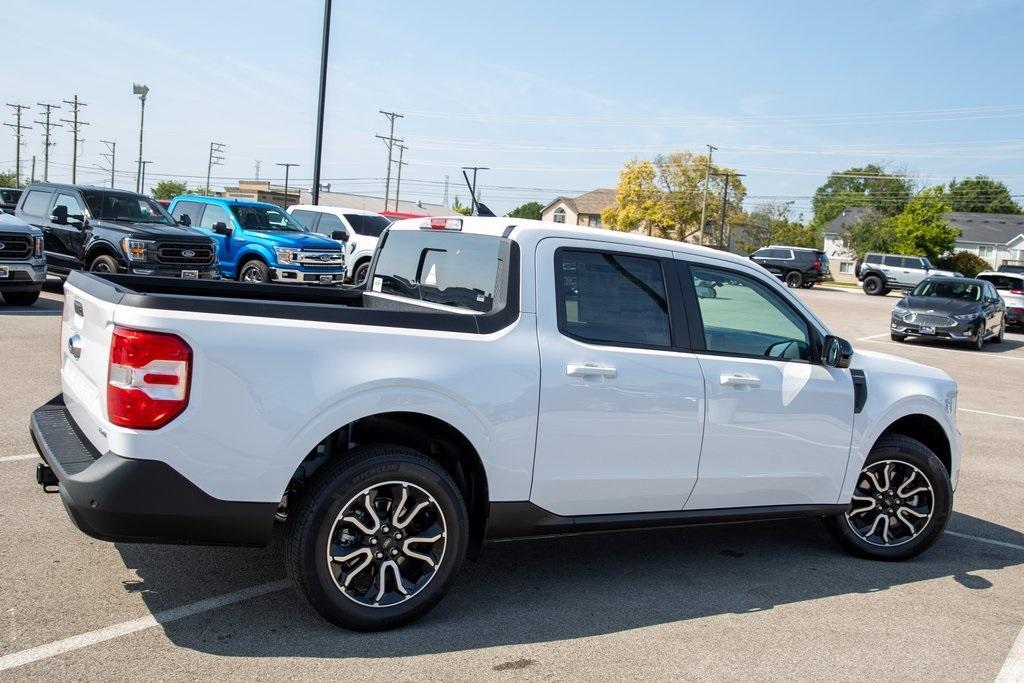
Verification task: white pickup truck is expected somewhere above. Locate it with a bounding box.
[32,216,960,631]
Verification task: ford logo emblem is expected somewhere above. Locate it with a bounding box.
[319,254,333,262]
[0,242,5,250]
[181,249,196,258]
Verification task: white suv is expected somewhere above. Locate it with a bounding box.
[288,205,392,284]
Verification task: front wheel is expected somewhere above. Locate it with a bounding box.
[89,254,120,274]
[238,259,269,284]
[973,325,986,351]
[825,435,951,561]
[2,289,41,306]
[286,445,468,631]
[784,271,803,288]
[890,332,906,342]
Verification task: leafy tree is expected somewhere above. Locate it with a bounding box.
[654,152,745,243]
[151,180,188,200]
[936,251,992,278]
[889,186,957,261]
[508,201,544,220]
[451,196,471,216]
[811,164,914,230]
[946,175,1021,214]
[841,214,896,258]
[602,159,674,238]
[735,202,819,253]
[0,170,18,188]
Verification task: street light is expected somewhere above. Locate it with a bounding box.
[276,163,299,207]
[132,83,149,193]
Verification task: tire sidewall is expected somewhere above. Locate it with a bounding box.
[89,255,119,273]
[239,260,269,283]
[863,275,881,295]
[354,261,370,285]
[785,271,803,288]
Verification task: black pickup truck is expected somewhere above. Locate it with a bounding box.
[15,183,219,279]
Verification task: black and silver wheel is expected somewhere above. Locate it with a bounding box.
[353,260,370,286]
[890,332,906,342]
[973,324,986,350]
[238,259,269,284]
[287,445,467,631]
[89,254,119,274]
[862,275,883,295]
[785,271,803,288]
[825,435,950,561]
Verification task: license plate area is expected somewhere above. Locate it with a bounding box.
[920,325,935,335]
[0,265,8,279]
[319,275,332,285]
[181,270,199,280]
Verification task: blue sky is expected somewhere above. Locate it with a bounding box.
[6,0,1024,216]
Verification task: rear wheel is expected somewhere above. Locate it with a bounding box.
[785,271,803,288]
[825,435,951,561]
[862,275,884,295]
[286,445,468,631]
[88,254,119,274]
[2,289,41,306]
[238,259,269,284]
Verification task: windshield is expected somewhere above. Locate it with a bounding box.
[344,214,391,237]
[230,204,306,231]
[82,191,175,225]
[912,279,981,301]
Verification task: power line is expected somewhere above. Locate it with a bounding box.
[60,95,89,184]
[376,110,403,210]
[4,103,31,187]
[206,141,226,194]
[33,102,61,182]
[392,144,407,210]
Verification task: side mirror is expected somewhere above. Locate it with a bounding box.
[823,335,853,369]
[212,221,232,236]
[50,205,68,225]
[178,213,192,227]
[331,230,349,243]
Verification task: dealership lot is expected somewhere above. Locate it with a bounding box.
[0,283,1022,680]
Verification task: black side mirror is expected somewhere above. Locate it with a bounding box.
[331,230,349,243]
[50,205,68,225]
[823,335,853,369]
[212,221,232,236]
[178,214,192,227]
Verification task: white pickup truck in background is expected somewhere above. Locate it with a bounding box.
[31,216,960,631]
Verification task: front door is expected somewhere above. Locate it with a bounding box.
[50,192,89,270]
[679,258,855,509]
[196,203,239,276]
[531,239,705,516]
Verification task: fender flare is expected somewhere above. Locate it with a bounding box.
[859,268,888,285]
[83,240,123,269]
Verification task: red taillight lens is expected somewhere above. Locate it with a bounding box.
[107,326,192,429]
[1010,289,1024,295]
[813,259,822,270]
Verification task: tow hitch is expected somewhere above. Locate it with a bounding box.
[36,463,58,492]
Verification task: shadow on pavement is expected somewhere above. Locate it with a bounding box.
[0,296,62,316]
[898,336,1024,354]
[113,511,1024,658]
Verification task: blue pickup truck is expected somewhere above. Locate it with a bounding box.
[167,196,346,285]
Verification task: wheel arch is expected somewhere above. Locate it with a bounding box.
[84,240,122,268]
[876,413,952,476]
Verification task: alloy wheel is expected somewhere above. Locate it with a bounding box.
[326,481,447,608]
[91,262,112,273]
[242,266,263,283]
[845,460,934,547]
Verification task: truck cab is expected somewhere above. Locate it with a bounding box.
[287,205,391,284]
[169,196,346,285]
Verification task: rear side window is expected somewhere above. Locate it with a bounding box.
[372,230,510,314]
[555,249,671,348]
[20,190,52,216]
[883,256,901,266]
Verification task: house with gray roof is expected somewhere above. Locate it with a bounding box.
[541,188,616,227]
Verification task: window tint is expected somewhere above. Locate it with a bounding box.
[556,250,671,348]
[20,190,52,216]
[978,274,1024,290]
[865,254,881,264]
[290,209,320,231]
[372,230,509,313]
[199,204,230,229]
[344,214,390,237]
[883,255,901,266]
[171,201,204,225]
[53,193,85,219]
[315,212,346,235]
[691,266,811,360]
[901,257,923,269]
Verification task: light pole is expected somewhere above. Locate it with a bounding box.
[311,0,332,205]
[139,161,152,194]
[132,84,149,193]
[276,162,299,206]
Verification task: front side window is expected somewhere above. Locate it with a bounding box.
[199,204,230,229]
[290,209,320,231]
[81,191,174,225]
[230,204,305,231]
[344,214,390,237]
[901,257,923,269]
[53,193,86,221]
[171,201,204,226]
[691,266,812,360]
[556,249,671,348]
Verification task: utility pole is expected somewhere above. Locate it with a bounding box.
[461,166,488,215]
[132,84,149,192]
[5,104,31,187]
[392,144,407,211]
[100,140,116,188]
[30,155,36,184]
[442,174,449,208]
[34,103,61,182]
[698,143,717,246]
[61,95,89,184]
[276,162,299,206]
[254,160,261,179]
[376,110,403,210]
[206,141,226,194]
[139,161,152,194]
[311,0,332,205]
[712,172,745,250]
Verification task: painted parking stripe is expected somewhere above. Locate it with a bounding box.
[856,333,891,341]
[0,454,37,463]
[945,530,1024,552]
[959,408,1024,422]
[0,579,289,672]
[855,336,1024,360]
[997,623,1024,682]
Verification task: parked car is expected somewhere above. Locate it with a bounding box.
[1,187,23,214]
[997,262,1024,275]
[170,196,346,286]
[748,245,829,288]
[890,276,1006,349]
[0,212,46,305]
[977,270,1024,330]
[15,184,218,280]
[32,215,961,631]
[857,253,958,296]
[288,205,391,284]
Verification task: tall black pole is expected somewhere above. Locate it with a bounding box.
[311,0,332,206]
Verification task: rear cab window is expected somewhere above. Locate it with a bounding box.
[172,201,205,226]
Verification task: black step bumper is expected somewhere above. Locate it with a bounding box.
[30,394,277,546]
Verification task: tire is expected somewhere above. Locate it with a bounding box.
[879,288,892,296]
[286,445,468,631]
[88,254,119,274]
[862,275,884,296]
[890,333,905,342]
[785,271,803,288]
[353,260,371,286]
[973,324,985,351]
[825,435,951,561]
[993,321,1005,344]
[238,259,269,284]
[2,289,41,306]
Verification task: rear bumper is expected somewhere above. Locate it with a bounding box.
[30,394,277,546]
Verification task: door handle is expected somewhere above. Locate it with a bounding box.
[720,373,761,388]
[566,363,617,379]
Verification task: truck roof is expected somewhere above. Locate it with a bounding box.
[388,215,756,268]
[175,195,283,209]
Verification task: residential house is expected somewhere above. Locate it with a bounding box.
[824,207,1024,282]
[541,189,616,227]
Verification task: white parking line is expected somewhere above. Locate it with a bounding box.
[856,336,1024,360]
[0,579,289,672]
[856,333,892,341]
[959,408,1024,422]
[0,454,37,463]
[997,624,1024,682]
[945,530,1024,552]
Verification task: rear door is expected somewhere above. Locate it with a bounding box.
[531,238,706,516]
[901,257,927,287]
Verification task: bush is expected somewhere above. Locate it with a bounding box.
[936,250,991,277]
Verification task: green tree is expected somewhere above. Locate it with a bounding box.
[508,201,544,220]
[889,186,957,261]
[602,159,674,238]
[936,251,992,278]
[0,170,18,188]
[735,201,820,253]
[151,180,188,200]
[947,175,1021,214]
[654,151,746,243]
[841,214,897,258]
[811,164,913,230]
[451,196,471,216]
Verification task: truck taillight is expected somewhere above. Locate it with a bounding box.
[107,326,192,429]
[813,258,822,270]
[1010,289,1024,295]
